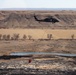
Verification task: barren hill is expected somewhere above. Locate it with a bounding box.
[0,11,76,29]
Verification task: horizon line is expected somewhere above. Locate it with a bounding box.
[0,8,76,11]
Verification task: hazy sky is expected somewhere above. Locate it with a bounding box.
[0,0,76,8]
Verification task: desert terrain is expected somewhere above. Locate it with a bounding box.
[0,10,76,29]
[0,29,76,55]
[0,10,76,75]
[0,39,76,55]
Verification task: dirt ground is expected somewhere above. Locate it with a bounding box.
[0,39,76,55]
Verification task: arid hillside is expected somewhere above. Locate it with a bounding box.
[0,11,76,29]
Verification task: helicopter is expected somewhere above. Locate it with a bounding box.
[34,14,59,23]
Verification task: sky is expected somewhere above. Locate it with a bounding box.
[0,0,76,8]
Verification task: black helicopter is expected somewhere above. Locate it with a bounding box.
[34,14,59,23]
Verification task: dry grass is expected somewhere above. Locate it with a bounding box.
[0,39,76,55]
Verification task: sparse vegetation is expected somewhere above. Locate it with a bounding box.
[12,34,20,40]
[71,34,75,39]
[47,34,53,40]
[2,35,7,40]
[28,35,32,40]
[0,34,33,41]
[23,34,27,40]
[0,34,2,40]
[7,34,10,40]
[0,11,76,75]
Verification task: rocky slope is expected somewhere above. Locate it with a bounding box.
[0,11,76,29]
